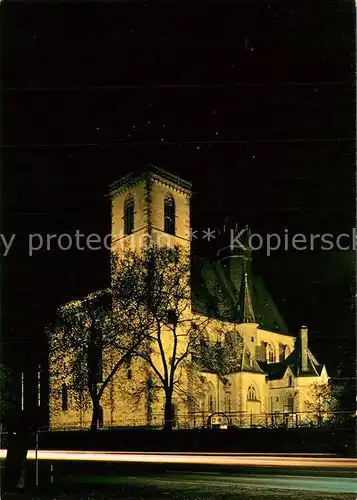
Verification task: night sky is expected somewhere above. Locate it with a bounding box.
[1,2,355,409]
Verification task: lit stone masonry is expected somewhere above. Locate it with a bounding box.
[49,166,329,430]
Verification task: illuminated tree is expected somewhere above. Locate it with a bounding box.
[111,244,210,431]
[49,282,145,431]
[194,328,244,380]
[304,381,342,425]
[197,331,243,378]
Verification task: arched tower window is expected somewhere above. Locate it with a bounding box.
[247,385,258,401]
[124,194,134,235]
[164,193,175,235]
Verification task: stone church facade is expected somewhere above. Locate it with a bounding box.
[49,166,329,429]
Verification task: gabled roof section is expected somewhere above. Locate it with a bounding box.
[197,331,264,376]
[258,347,326,380]
[241,343,265,373]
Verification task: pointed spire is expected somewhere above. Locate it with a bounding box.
[243,271,256,323]
[237,262,256,323]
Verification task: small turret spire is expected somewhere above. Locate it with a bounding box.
[243,271,256,323]
[237,263,256,323]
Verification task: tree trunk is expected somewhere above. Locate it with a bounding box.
[163,391,174,432]
[90,400,101,431]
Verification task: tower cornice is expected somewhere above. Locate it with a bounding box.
[109,165,192,198]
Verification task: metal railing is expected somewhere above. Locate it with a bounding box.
[47,410,356,431]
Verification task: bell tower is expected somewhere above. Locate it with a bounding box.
[109,165,192,254]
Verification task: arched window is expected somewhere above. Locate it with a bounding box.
[164,193,175,235]
[247,385,258,401]
[207,381,216,413]
[61,384,68,411]
[279,343,286,362]
[124,194,134,235]
[267,343,275,363]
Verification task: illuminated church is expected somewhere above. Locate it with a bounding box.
[50,166,329,429]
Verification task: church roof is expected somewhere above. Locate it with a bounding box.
[191,254,289,333]
[259,348,325,380]
[241,343,265,374]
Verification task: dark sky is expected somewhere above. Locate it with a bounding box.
[1,2,355,392]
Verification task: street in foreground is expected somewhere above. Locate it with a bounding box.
[1,451,356,499]
[1,480,355,500]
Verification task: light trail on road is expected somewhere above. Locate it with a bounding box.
[65,472,357,494]
[0,449,356,468]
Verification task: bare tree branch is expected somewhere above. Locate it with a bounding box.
[112,244,211,430]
